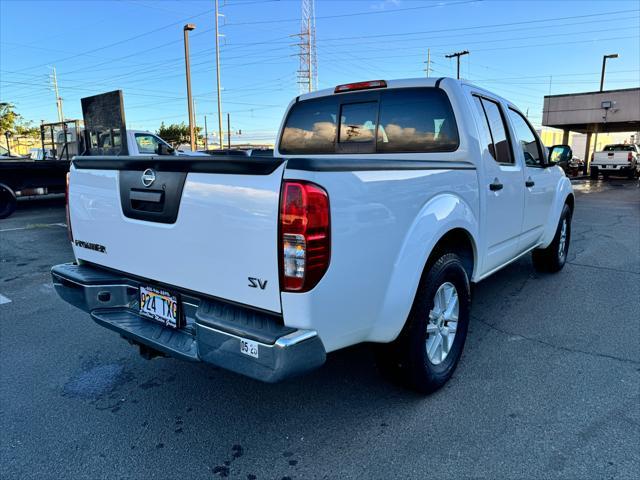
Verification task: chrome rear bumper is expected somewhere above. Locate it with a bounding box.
[51,263,326,383]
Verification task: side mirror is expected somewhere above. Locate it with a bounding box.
[156,143,175,155]
[548,145,572,165]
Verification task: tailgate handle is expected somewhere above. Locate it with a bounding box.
[130,189,163,203]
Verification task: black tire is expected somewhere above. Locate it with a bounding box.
[375,252,471,394]
[532,203,572,273]
[590,167,599,179]
[0,185,17,219]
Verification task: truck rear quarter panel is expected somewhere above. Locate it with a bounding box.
[280,166,479,352]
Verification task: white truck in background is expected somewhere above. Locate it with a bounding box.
[94,129,206,157]
[590,143,640,179]
[52,77,574,394]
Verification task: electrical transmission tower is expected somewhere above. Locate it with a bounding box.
[295,0,317,93]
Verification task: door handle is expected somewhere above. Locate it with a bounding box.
[525,178,535,188]
[489,178,503,191]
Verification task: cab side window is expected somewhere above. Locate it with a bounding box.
[472,95,513,164]
[508,108,543,167]
[135,133,161,154]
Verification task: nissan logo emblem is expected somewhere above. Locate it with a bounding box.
[141,169,156,187]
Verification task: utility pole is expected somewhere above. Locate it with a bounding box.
[425,48,431,77]
[214,0,224,149]
[183,23,196,152]
[445,50,469,80]
[227,113,231,149]
[204,115,208,150]
[193,98,198,150]
[51,67,64,123]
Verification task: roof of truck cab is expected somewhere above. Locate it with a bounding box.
[297,77,445,102]
[295,77,514,109]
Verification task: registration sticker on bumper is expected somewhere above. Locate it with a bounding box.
[240,338,259,358]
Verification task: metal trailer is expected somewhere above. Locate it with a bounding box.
[0,120,81,219]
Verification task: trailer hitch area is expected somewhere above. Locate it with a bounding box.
[121,335,167,360]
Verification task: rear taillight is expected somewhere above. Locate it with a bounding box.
[628,152,633,162]
[279,181,330,292]
[65,172,73,242]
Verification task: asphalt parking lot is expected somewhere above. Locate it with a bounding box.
[1,179,638,480]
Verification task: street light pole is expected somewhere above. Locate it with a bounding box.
[183,24,196,152]
[600,53,619,92]
[590,54,619,173]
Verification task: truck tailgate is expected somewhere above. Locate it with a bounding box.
[594,152,627,165]
[68,157,285,313]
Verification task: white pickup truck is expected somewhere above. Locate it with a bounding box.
[590,143,640,179]
[52,78,574,393]
[94,129,206,157]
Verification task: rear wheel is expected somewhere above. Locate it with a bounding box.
[375,252,471,394]
[0,185,17,219]
[532,203,571,273]
[590,167,599,179]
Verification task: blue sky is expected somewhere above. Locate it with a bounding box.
[1,0,638,144]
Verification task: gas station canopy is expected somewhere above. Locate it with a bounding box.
[542,88,640,134]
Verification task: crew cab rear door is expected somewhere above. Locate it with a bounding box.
[505,107,557,250]
[68,156,285,313]
[468,91,525,273]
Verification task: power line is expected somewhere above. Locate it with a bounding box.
[224,0,481,26]
[318,8,639,42]
[14,7,216,73]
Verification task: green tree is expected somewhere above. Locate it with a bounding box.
[16,121,40,138]
[157,122,202,147]
[0,103,19,135]
[0,103,40,138]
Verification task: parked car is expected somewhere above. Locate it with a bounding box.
[547,147,583,176]
[51,77,574,393]
[591,144,640,179]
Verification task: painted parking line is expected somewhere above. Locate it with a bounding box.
[0,223,67,233]
[0,294,11,305]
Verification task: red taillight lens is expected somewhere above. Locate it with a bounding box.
[628,152,633,162]
[279,181,330,292]
[334,80,387,93]
[65,172,73,242]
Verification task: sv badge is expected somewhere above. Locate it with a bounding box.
[248,277,268,290]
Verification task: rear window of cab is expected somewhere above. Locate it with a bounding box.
[279,88,459,155]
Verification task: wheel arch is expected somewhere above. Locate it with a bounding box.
[565,192,575,213]
[367,193,479,344]
[425,227,476,281]
[540,177,574,248]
